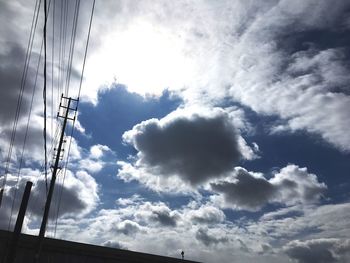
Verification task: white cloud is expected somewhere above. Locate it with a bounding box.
[187,204,226,225]
[27,192,350,263]
[90,144,111,159]
[270,165,327,205]
[102,240,127,249]
[79,159,104,173]
[74,118,87,135]
[71,143,114,174]
[49,199,277,262]
[65,136,82,161]
[116,194,144,206]
[134,201,180,227]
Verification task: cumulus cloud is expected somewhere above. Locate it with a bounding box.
[34,196,350,263]
[116,194,144,206]
[211,164,326,211]
[43,170,99,217]
[269,165,327,204]
[211,169,275,210]
[120,107,326,208]
[188,205,226,224]
[85,199,182,232]
[118,108,260,194]
[71,143,113,174]
[284,238,350,263]
[122,108,243,185]
[113,220,142,236]
[78,159,104,173]
[134,202,180,227]
[102,240,127,249]
[151,209,178,227]
[90,144,111,159]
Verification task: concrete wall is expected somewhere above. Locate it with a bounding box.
[0,230,199,263]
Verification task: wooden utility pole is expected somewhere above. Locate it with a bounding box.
[34,95,77,263]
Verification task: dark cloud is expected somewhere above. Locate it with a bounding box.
[0,37,45,166]
[211,168,275,210]
[123,110,242,185]
[28,180,86,218]
[1,121,46,165]
[195,227,228,247]
[151,210,177,227]
[211,165,326,211]
[133,202,180,228]
[0,170,98,230]
[284,239,350,263]
[0,44,35,124]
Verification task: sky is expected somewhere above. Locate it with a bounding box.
[0,0,350,262]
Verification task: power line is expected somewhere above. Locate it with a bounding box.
[61,0,69,96]
[7,39,44,233]
[0,0,42,206]
[5,0,56,226]
[51,0,55,177]
[64,0,81,96]
[0,0,96,244]
[54,0,96,237]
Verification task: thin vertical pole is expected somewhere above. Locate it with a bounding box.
[6,181,33,263]
[34,98,71,263]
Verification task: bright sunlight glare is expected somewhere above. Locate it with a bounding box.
[84,21,194,100]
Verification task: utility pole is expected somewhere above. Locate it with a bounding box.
[34,94,77,263]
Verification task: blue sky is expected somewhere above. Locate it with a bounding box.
[1,1,350,263]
